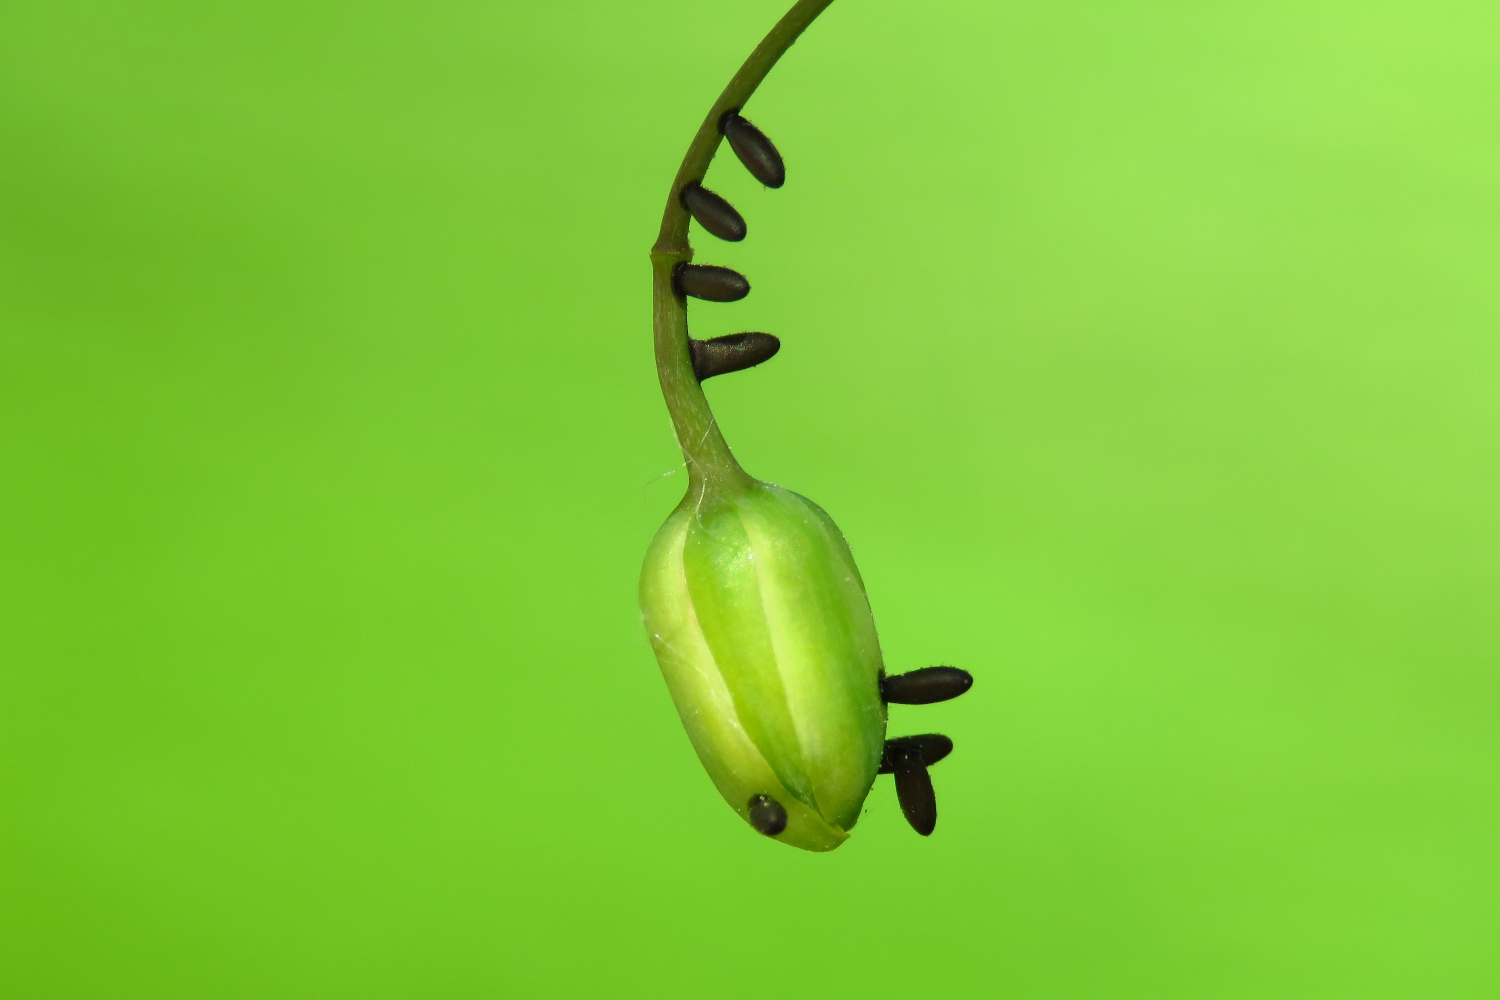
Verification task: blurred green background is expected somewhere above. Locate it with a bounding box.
[3,0,1497,996]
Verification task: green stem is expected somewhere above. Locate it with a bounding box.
[651,0,837,496]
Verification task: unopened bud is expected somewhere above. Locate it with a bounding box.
[640,480,886,851]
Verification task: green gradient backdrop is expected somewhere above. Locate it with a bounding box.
[3,1,1497,996]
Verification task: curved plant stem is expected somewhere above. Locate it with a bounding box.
[651,0,836,497]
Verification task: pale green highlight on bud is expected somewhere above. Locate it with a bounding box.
[641,480,886,852]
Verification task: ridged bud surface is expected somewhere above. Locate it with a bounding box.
[640,481,887,851]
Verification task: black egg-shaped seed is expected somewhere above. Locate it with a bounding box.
[681,182,746,242]
[747,794,788,836]
[888,745,937,836]
[721,112,785,188]
[878,734,954,774]
[881,666,974,705]
[690,332,780,381]
[675,263,750,302]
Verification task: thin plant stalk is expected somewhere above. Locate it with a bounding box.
[649,0,836,499]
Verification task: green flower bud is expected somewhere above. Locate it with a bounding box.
[637,0,958,851]
[640,479,887,852]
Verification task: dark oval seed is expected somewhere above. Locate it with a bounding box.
[747,794,788,836]
[691,332,780,381]
[675,263,750,302]
[681,182,746,242]
[721,112,785,188]
[881,666,974,705]
[888,746,937,836]
[878,734,953,774]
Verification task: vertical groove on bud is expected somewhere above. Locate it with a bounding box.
[684,499,816,807]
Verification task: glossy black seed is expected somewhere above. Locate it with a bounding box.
[881,666,974,705]
[681,182,746,242]
[747,794,788,836]
[877,734,953,774]
[691,332,780,381]
[888,744,937,836]
[675,263,750,302]
[721,112,785,188]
